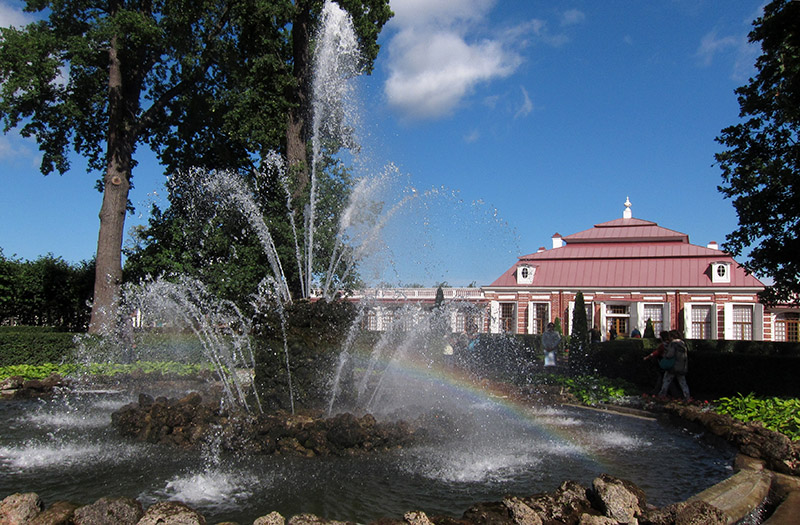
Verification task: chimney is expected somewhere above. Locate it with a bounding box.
[707,241,719,250]
[552,233,563,249]
[537,246,546,253]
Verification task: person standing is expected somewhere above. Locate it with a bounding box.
[542,322,561,367]
[658,330,690,400]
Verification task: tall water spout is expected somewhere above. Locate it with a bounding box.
[307,0,363,299]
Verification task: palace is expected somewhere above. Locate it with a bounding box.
[352,199,799,342]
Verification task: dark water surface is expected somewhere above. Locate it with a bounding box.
[1,391,735,523]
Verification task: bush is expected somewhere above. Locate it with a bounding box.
[714,392,800,441]
[251,299,358,411]
[0,329,77,365]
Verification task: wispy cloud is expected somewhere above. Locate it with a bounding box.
[463,129,480,143]
[514,86,533,119]
[695,29,758,80]
[561,9,586,27]
[0,2,35,28]
[0,131,39,169]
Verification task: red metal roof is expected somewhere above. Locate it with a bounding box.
[563,218,689,244]
[489,217,764,290]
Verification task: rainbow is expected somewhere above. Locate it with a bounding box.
[337,346,637,473]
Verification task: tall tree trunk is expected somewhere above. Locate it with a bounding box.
[88,34,134,335]
[286,0,313,198]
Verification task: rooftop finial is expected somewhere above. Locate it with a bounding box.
[623,196,632,219]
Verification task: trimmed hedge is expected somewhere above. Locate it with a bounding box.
[0,329,77,365]
[583,338,800,398]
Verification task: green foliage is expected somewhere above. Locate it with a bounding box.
[0,361,217,381]
[534,373,638,406]
[553,317,563,335]
[714,392,800,441]
[252,298,358,410]
[568,292,590,375]
[0,251,94,330]
[0,329,77,365]
[715,0,800,304]
[0,1,392,330]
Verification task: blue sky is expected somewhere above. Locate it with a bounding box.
[0,1,766,287]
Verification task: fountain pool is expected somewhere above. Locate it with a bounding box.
[0,388,735,523]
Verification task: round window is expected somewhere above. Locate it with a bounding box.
[716,265,727,278]
[521,268,529,279]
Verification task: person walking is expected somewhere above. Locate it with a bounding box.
[644,331,671,395]
[658,329,690,400]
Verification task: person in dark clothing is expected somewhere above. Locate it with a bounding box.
[658,329,690,400]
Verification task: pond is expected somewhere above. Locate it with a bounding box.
[0,388,735,524]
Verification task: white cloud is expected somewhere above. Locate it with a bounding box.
[383,1,583,120]
[0,2,35,28]
[695,30,739,66]
[514,86,533,119]
[384,0,527,120]
[385,27,520,119]
[695,29,758,80]
[388,0,496,28]
[0,131,39,168]
[561,9,586,27]
[463,129,480,143]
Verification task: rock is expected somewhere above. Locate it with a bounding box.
[29,501,79,525]
[502,497,542,525]
[669,404,800,476]
[254,511,286,525]
[0,492,44,525]
[522,480,593,523]
[74,496,144,525]
[0,375,24,391]
[578,515,618,525]
[591,474,645,523]
[178,392,203,406]
[326,413,367,450]
[645,500,728,525]
[403,511,434,525]
[137,501,205,525]
[138,393,154,408]
[462,500,513,524]
[286,514,350,525]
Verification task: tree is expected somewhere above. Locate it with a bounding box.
[568,292,590,375]
[643,318,655,339]
[715,0,800,305]
[284,0,392,196]
[0,0,391,334]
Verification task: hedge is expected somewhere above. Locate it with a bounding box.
[0,329,78,365]
[582,338,800,398]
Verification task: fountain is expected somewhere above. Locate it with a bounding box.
[0,2,743,524]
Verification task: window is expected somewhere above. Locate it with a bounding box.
[500,303,516,333]
[711,262,731,283]
[691,305,712,339]
[775,312,799,342]
[606,304,629,337]
[643,304,663,334]
[362,309,378,331]
[530,303,548,334]
[517,265,534,284]
[381,308,395,330]
[732,305,753,340]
